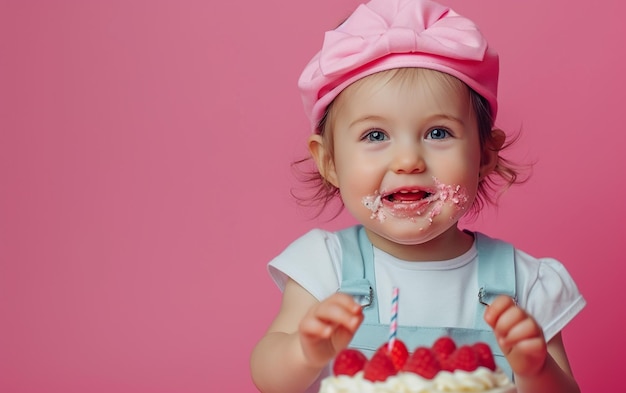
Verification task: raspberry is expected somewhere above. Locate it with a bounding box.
[432,336,457,362]
[403,347,441,379]
[447,345,480,372]
[333,348,367,376]
[376,340,409,370]
[363,349,397,382]
[472,342,497,371]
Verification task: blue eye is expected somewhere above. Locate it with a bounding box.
[427,128,450,140]
[364,130,388,142]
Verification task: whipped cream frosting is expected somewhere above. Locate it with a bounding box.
[319,367,515,393]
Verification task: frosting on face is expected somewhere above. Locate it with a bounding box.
[361,177,469,224]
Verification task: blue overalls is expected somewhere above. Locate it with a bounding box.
[337,225,516,380]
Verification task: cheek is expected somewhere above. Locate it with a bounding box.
[336,163,382,198]
[333,147,376,180]
[433,154,481,198]
[456,145,482,176]
[333,157,380,207]
[458,164,482,205]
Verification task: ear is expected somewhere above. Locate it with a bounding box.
[308,134,339,187]
[479,128,506,180]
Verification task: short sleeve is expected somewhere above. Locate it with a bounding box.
[267,229,342,301]
[515,250,586,342]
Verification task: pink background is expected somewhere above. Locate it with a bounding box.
[1,0,624,391]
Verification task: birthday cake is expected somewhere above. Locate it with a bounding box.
[320,337,516,393]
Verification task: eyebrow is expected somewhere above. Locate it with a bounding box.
[427,113,466,126]
[348,115,388,128]
[348,113,466,129]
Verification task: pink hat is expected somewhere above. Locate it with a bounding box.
[298,0,499,132]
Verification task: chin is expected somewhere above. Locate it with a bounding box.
[366,219,456,246]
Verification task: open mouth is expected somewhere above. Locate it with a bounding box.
[384,190,432,203]
[362,178,470,224]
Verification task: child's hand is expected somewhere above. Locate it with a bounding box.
[298,292,363,368]
[483,295,548,377]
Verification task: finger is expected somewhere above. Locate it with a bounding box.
[319,293,363,330]
[329,292,363,315]
[299,313,335,339]
[504,336,548,377]
[330,324,356,352]
[511,336,546,356]
[483,295,516,327]
[492,305,528,338]
[501,316,544,347]
[314,298,363,332]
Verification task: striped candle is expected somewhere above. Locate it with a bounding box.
[388,287,399,351]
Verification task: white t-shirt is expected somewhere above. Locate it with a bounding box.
[268,228,585,343]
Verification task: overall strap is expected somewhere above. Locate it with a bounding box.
[336,225,378,321]
[473,232,517,329]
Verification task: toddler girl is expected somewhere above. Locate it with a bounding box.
[250,1,585,392]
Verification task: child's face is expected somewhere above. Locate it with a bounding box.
[323,69,487,256]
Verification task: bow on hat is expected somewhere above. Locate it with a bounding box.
[318,0,488,76]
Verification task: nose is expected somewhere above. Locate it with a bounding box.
[390,142,425,174]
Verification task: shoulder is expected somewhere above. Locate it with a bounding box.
[474,232,578,287]
[513,248,578,290]
[267,228,343,300]
[275,228,342,260]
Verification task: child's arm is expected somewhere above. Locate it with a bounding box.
[484,295,581,393]
[250,278,363,393]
